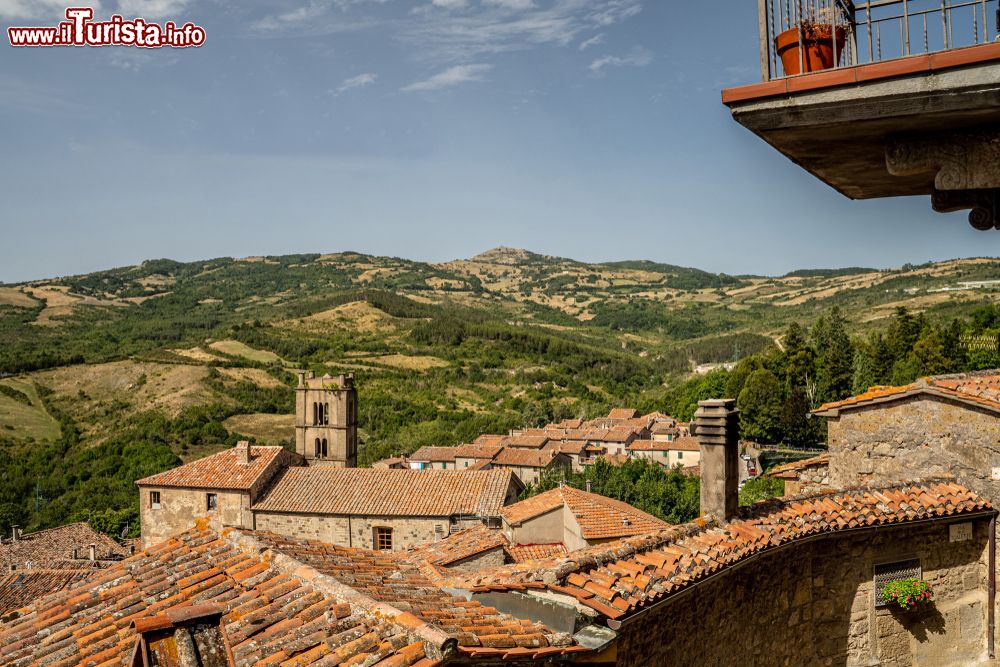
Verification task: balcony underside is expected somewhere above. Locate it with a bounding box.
[724,53,1000,200]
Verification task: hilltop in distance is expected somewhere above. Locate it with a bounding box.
[0,248,998,535]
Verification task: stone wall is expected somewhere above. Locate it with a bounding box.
[252,511,466,551]
[827,396,1000,502]
[785,463,831,496]
[444,546,507,573]
[140,487,249,549]
[615,518,991,667]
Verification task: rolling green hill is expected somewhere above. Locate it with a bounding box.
[0,248,998,536]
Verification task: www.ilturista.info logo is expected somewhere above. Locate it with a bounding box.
[8,7,205,47]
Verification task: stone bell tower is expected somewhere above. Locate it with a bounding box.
[295,371,358,467]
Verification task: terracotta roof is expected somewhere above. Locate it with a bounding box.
[491,448,563,468]
[505,435,549,449]
[627,437,700,453]
[407,525,509,568]
[253,468,516,517]
[766,454,830,479]
[0,524,450,666]
[590,453,630,466]
[650,422,678,434]
[553,418,583,429]
[505,543,568,563]
[607,409,640,420]
[0,523,127,570]
[454,444,504,460]
[544,439,588,455]
[248,531,573,654]
[501,487,668,540]
[454,481,993,622]
[473,434,507,447]
[410,446,459,463]
[0,570,96,618]
[467,459,493,471]
[135,445,296,491]
[814,370,1000,415]
[373,456,410,468]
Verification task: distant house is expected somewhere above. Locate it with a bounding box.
[627,436,701,469]
[490,448,571,486]
[408,446,459,470]
[371,455,410,469]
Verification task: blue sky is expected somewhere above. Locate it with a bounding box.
[0,0,994,283]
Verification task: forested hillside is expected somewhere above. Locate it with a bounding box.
[0,248,998,537]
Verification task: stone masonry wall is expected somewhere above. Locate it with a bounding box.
[827,396,1000,501]
[140,487,249,549]
[616,519,990,667]
[252,512,462,551]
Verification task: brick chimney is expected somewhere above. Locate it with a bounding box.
[11,526,19,543]
[694,399,741,523]
[235,440,251,466]
[88,544,97,561]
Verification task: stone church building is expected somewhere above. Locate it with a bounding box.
[135,374,522,549]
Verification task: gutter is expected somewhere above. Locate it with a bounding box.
[605,510,999,631]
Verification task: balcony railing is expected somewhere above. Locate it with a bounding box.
[758,0,999,80]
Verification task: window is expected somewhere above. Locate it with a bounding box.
[312,402,318,425]
[874,558,922,607]
[677,451,684,460]
[150,491,161,509]
[324,402,330,425]
[206,493,218,511]
[374,527,393,551]
[321,439,328,458]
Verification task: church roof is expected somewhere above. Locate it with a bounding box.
[135,445,297,491]
[252,468,517,517]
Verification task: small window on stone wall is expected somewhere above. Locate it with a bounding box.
[874,558,922,607]
[374,527,393,551]
[150,491,161,509]
[206,493,218,511]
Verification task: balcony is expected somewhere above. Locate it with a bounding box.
[723,0,1000,229]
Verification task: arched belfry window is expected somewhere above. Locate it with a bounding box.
[321,438,328,458]
[312,402,318,425]
[324,402,330,425]
[314,438,321,457]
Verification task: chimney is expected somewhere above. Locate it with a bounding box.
[586,480,592,493]
[296,371,306,388]
[694,399,740,523]
[306,370,315,380]
[235,440,251,466]
[11,526,19,542]
[88,544,97,561]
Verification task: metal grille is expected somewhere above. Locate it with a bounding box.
[874,558,922,607]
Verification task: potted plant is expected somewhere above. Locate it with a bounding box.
[882,578,934,611]
[775,7,847,75]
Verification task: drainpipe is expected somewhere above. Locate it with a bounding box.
[990,514,996,659]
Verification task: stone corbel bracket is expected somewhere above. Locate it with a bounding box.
[886,128,1000,230]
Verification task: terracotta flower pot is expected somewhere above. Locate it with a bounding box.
[775,24,847,75]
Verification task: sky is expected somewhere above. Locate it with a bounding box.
[1,0,996,283]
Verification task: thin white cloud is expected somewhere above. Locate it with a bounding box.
[578,33,604,50]
[482,0,536,9]
[0,0,101,19]
[116,0,191,20]
[402,64,492,92]
[589,46,652,73]
[432,0,468,8]
[337,72,378,94]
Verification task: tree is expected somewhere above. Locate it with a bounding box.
[813,307,853,403]
[851,345,879,395]
[737,369,784,444]
[779,386,816,448]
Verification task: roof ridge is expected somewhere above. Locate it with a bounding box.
[223,527,457,661]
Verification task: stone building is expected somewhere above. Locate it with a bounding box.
[489,448,571,485]
[136,442,299,548]
[765,453,830,495]
[250,467,521,551]
[812,371,1000,502]
[294,371,358,467]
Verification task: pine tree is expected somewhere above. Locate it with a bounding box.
[737,369,784,444]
